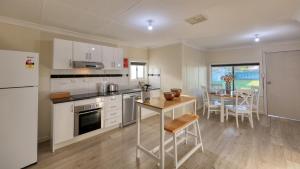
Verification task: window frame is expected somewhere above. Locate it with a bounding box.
[130,62,147,81]
[210,63,260,90]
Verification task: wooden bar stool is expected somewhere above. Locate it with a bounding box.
[164,113,204,169]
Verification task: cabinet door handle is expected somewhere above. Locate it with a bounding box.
[71,105,74,112]
[85,53,89,60]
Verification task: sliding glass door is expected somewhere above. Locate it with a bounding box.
[211,63,260,91]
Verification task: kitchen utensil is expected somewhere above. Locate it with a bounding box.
[50,92,71,100]
[171,88,182,97]
[97,82,108,93]
[107,83,119,92]
[164,92,175,100]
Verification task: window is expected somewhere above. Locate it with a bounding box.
[130,62,146,80]
[211,63,260,90]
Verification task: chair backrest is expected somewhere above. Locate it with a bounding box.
[210,83,223,94]
[251,86,260,107]
[235,89,254,110]
[201,86,209,104]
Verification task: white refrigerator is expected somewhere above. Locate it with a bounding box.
[0,50,38,169]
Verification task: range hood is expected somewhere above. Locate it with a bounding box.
[72,61,104,69]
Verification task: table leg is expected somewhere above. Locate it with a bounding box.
[136,105,141,160]
[159,111,165,169]
[221,97,224,123]
[194,100,197,144]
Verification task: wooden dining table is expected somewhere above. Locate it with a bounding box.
[135,95,197,169]
[209,92,237,123]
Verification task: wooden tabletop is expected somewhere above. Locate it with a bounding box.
[136,95,196,110]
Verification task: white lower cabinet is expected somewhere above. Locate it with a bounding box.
[52,102,74,145]
[103,95,122,128]
[51,94,123,151]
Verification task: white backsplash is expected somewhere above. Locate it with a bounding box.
[51,76,130,95]
[50,69,133,95]
[50,69,160,95]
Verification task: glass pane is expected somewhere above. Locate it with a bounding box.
[130,65,137,80]
[234,65,259,89]
[137,66,144,79]
[211,66,233,91]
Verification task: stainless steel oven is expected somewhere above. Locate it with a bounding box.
[74,102,102,136]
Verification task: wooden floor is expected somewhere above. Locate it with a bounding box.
[28,113,300,169]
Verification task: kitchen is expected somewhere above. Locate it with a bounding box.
[50,39,162,151]
[1,0,300,169]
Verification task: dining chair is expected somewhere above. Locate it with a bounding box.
[201,86,221,119]
[225,89,254,128]
[251,86,260,120]
[210,83,223,93]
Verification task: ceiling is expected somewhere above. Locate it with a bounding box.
[0,0,300,49]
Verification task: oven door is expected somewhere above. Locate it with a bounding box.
[74,108,101,136]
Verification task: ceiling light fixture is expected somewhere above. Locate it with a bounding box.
[147,20,153,31]
[254,34,260,42]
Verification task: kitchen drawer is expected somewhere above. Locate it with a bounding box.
[104,101,122,111]
[104,109,121,120]
[103,95,122,103]
[104,117,121,128]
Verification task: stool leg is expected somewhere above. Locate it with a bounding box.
[185,128,188,144]
[193,123,198,145]
[173,134,178,169]
[196,121,204,152]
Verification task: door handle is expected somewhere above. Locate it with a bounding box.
[267,81,271,85]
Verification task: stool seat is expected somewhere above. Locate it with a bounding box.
[164,113,199,133]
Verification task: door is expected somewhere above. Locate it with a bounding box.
[114,48,124,69]
[0,87,38,168]
[53,39,73,69]
[0,50,38,88]
[265,50,300,120]
[53,102,74,144]
[102,46,115,69]
[73,42,90,62]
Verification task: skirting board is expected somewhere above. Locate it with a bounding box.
[38,136,50,143]
[52,124,120,152]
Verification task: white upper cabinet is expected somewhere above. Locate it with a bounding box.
[89,44,102,62]
[102,46,124,70]
[114,48,124,69]
[53,39,73,69]
[52,38,123,70]
[102,46,115,69]
[73,42,102,62]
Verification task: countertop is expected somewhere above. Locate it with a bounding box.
[51,88,160,104]
[136,95,196,110]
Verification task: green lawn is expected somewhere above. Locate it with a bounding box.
[212,80,259,90]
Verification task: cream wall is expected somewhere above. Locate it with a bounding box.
[182,45,207,108]
[148,43,183,91]
[148,43,207,111]
[0,22,148,142]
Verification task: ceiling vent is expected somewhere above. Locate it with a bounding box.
[185,14,207,25]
